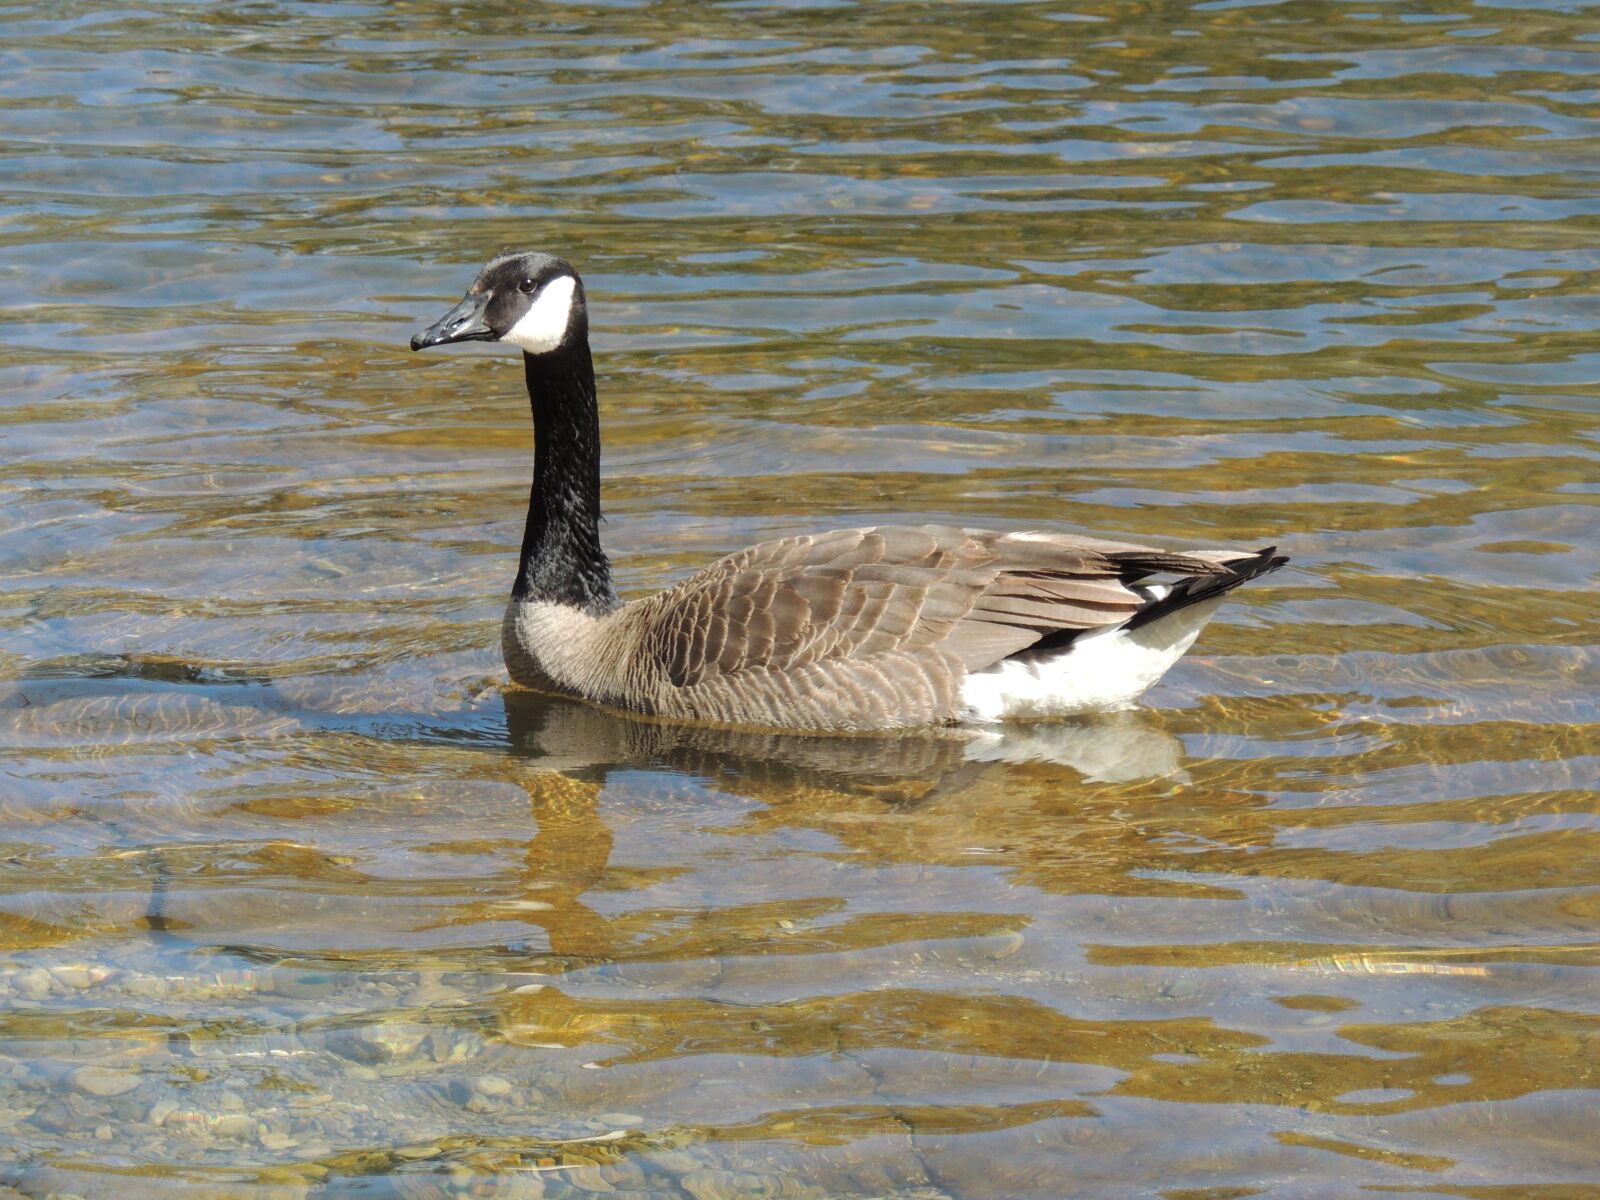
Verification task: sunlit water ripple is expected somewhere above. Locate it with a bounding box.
[1,1,1597,1197]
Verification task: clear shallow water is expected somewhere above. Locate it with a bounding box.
[2,0,1598,1196]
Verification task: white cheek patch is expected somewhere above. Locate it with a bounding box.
[503,275,576,354]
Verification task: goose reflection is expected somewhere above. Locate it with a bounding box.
[500,691,1191,791]
[424,696,1193,963]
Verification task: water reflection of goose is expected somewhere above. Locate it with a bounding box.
[412,252,1285,734]
[503,692,1190,789]
[484,694,1190,961]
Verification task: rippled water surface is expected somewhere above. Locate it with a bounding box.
[3,1,1599,1196]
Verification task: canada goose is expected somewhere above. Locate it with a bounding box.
[411,251,1287,734]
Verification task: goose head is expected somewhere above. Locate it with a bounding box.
[410,251,586,356]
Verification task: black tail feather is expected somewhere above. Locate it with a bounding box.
[1123,545,1288,632]
[1019,546,1288,658]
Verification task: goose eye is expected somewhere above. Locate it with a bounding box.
[518,277,536,294]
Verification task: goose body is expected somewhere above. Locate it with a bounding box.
[412,252,1286,734]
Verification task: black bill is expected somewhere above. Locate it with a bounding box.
[410,291,495,350]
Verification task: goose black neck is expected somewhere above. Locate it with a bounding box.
[512,340,620,614]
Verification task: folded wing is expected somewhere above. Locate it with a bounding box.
[629,525,1265,729]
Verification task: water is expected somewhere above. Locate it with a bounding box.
[2,0,1597,1196]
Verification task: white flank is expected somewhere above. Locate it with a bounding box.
[958,596,1224,722]
[503,275,576,354]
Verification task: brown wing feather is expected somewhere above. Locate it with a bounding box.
[636,526,1252,702]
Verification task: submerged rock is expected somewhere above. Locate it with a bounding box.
[71,1067,140,1098]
